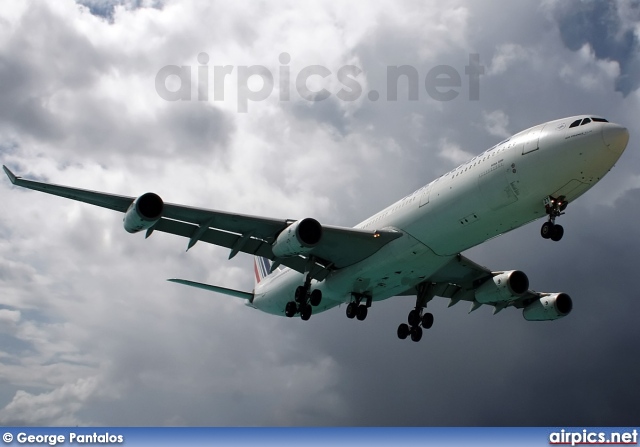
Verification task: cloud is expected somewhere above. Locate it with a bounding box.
[544,0,640,95]
[437,138,474,165]
[0,377,104,425]
[482,109,510,138]
[0,0,638,427]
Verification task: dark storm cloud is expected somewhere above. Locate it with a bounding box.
[273,188,640,426]
[555,0,640,95]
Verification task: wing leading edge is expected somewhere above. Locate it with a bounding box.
[3,166,402,279]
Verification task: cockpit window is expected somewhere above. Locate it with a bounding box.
[591,117,609,123]
[581,118,591,125]
[569,119,581,128]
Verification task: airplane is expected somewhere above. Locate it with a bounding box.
[2,115,630,342]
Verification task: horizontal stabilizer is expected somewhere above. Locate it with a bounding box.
[168,278,253,300]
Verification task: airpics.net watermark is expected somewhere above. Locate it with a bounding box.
[155,52,484,112]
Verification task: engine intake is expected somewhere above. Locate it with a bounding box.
[523,293,573,321]
[272,218,323,257]
[123,192,164,233]
[475,270,529,304]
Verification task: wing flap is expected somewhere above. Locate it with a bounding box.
[153,218,331,280]
[163,203,289,241]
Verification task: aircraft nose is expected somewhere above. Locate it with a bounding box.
[601,123,630,154]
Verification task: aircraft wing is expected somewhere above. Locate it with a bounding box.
[399,253,544,313]
[3,166,402,280]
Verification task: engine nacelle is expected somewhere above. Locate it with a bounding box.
[272,218,323,257]
[523,293,573,321]
[475,270,529,304]
[123,192,164,233]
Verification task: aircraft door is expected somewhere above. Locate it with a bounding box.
[522,124,546,154]
[419,185,431,207]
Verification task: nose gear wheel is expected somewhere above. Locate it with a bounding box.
[541,195,567,242]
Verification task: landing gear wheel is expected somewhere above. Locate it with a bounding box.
[309,289,322,307]
[408,309,421,326]
[397,323,410,340]
[421,312,434,329]
[294,286,306,303]
[410,325,423,342]
[285,301,297,318]
[550,224,564,242]
[346,302,357,319]
[356,305,368,321]
[300,304,312,321]
[541,221,553,239]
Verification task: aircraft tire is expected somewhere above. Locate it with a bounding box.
[551,224,564,242]
[300,304,312,321]
[285,301,297,318]
[294,286,306,303]
[346,302,357,319]
[408,309,420,326]
[541,221,553,239]
[421,312,434,329]
[397,323,410,339]
[356,304,368,321]
[410,325,423,342]
[310,289,322,306]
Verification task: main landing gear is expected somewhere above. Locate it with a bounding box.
[285,286,322,320]
[397,282,435,343]
[345,293,372,321]
[284,259,322,320]
[541,195,568,242]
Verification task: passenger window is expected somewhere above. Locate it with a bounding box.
[581,118,591,125]
[569,119,581,128]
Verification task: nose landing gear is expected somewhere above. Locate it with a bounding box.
[541,196,567,242]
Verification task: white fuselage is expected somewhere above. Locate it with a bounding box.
[250,116,629,316]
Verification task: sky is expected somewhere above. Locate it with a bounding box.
[0,0,639,426]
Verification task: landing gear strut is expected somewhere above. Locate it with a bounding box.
[284,257,323,320]
[346,293,372,321]
[541,195,568,242]
[397,282,435,342]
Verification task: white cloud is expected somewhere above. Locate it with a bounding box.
[482,109,510,138]
[0,377,104,425]
[437,138,473,165]
[487,43,536,76]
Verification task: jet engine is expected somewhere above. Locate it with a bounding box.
[272,218,323,257]
[523,293,573,321]
[123,193,164,233]
[475,270,529,304]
